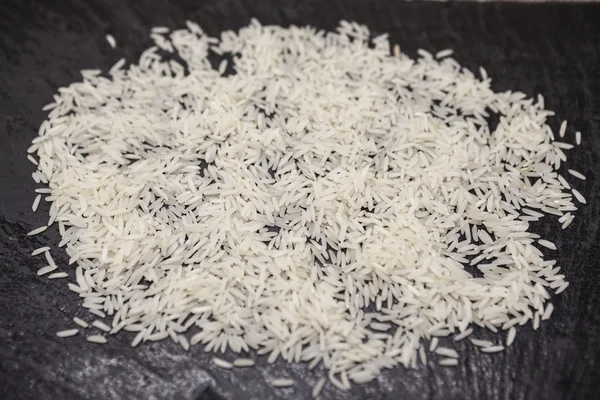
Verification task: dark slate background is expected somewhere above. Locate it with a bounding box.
[1,1,599,399]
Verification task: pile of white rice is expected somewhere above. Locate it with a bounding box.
[28,20,583,392]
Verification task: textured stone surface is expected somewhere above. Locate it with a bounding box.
[1,1,599,399]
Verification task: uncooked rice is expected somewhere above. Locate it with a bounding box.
[479,66,488,80]
[480,345,505,353]
[471,339,494,348]
[435,347,459,358]
[92,320,111,332]
[568,169,586,180]
[48,272,68,279]
[152,26,170,34]
[435,49,453,59]
[27,226,47,236]
[89,309,106,318]
[106,34,117,49]
[213,357,233,369]
[555,282,569,294]
[538,240,557,250]
[87,335,108,344]
[453,328,473,341]
[271,378,295,388]
[561,216,575,230]
[572,189,586,204]
[559,120,567,138]
[56,329,79,338]
[438,358,459,367]
[32,194,42,212]
[506,327,517,347]
[312,377,327,398]
[44,251,56,266]
[233,358,255,367]
[37,265,57,276]
[542,303,554,320]
[28,155,38,165]
[31,246,51,256]
[27,20,582,388]
[73,317,89,328]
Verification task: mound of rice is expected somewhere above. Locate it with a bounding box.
[28,20,581,390]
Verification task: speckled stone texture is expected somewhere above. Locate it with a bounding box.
[1,1,599,399]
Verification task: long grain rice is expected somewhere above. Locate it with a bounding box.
[27,226,47,236]
[568,169,586,180]
[48,272,68,279]
[572,189,586,204]
[26,20,581,389]
[106,34,117,49]
[32,195,42,212]
[87,335,108,344]
[56,329,79,337]
[312,377,326,398]
[73,317,89,328]
[271,379,295,388]
[438,358,459,367]
[213,357,233,369]
[31,246,51,256]
[37,265,57,276]
[506,327,516,347]
[233,358,255,367]
[92,320,111,332]
[480,345,505,353]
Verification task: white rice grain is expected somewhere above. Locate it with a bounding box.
[538,240,557,250]
[556,282,569,294]
[56,329,79,338]
[89,309,106,318]
[31,246,51,256]
[73,317,89,328]
[429,337,439,352]
[568,169,586,180]
[106,34,117,49]
[37,265,57,276]
[480,345,505,353]
[453,328,473,341]
[506,327,517,347]
[44,251,56,267]
[233,358,255,367]
[435,347,459,359]
[438,358,459,367]
[562,216,575,229]
[151,26,170,34]
[435,49,453,59]
[479,66,488,80]
[92,320,111,332]
[87,335,108,344]
[312,377,326,398]
[470,339,493,348]
[542,303,554,320]
[572,189,586,204]
[48,272,68,279]
[559,120,567,137]
[27,155,38,165]
[27,226,47,236]
[213,357,233,369]
[271,379,294,388]
[32,195,41,212]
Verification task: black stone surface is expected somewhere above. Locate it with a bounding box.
[1,1,599,399]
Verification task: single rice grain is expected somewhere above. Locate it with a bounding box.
[56,329,79,338]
